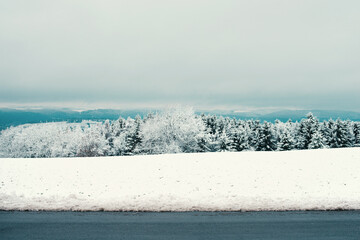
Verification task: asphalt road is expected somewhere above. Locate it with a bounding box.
[1,211,360,240]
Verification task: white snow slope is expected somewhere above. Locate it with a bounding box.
[1,148,360,211]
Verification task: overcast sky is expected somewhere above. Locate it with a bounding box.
[0,0,359,111]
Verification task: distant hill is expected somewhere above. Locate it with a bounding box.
[0,108,151,130]
[259,110,360,122]
[1,108,360,131]
[196,109,360,122]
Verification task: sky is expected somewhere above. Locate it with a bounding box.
[0,0,359,111]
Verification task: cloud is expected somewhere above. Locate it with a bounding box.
[0,0,359,110]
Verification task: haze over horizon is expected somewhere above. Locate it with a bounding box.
[1,0,359,111]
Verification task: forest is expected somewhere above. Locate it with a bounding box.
[0,107,359,158]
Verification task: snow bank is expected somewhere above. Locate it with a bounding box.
[1,148,360,211]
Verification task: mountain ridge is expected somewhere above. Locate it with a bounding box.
[1,108,360,130]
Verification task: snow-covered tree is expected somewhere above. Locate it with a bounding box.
[218,131,231,152]
[125,115,142,155]
[139,106,206,154]
[308,131,326,149]
[0,110,359,158]
[255,121,276,151]
[248,120,261,150]
[76,122,109,157]
[0,122,88,158]
[328,119,354,148]
[229,125,249,151]
[277,130,295,151]
[295,112,322,150]
[353,122,360,146]
[319,121,331,147]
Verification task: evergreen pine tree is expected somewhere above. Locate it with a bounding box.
[248,120,261,150]
[353,122,360,146]
[255,121,276,151]
[277,130,294,151]
[229,126,249,151]
[295,113,320,149]
[126,115,142,155]
[308,131,326,149]
[218,131,231,151]
[329,119,354,148]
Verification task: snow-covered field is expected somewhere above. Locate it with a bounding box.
[1,148,360,211]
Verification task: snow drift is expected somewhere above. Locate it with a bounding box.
[1,148,360,211]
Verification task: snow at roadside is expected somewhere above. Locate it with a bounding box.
[1,148,360,211]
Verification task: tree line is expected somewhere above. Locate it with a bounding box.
[0,107,359,158]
